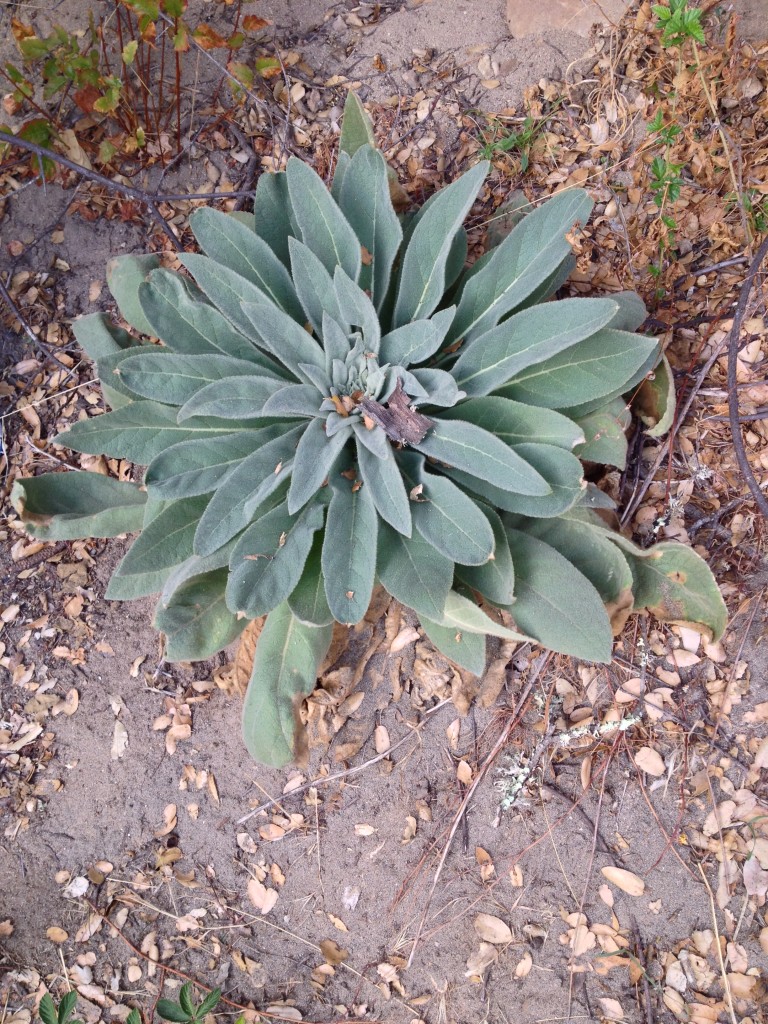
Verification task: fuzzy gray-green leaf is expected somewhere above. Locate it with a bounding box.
[190,207,303,318]
[107,253,160,336]
[11,473,146,541]
[322,474,377,624]
[441,396,584,450]
[287,419,349,514]
[118,352,262,405]
[393,161,488,326]
[226,502,324,619]
[503,528,613,662]
[453,298,619,397]
[286,156,361,281]
[411,471,494,565]
[449,188,593,342]
[377,522,453,621]
[497,329,659,409]
[242,602,333,766]
[420,616,487,675]
[194,426,303,556]
[357,439,412,536]
[145,428,283,500]
[414,420,550,496]
[155,568,245,661]
[338,145,403,309]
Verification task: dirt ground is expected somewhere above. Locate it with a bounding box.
[2,2,768,1024]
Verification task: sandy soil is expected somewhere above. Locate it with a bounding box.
[2,3,768,1024]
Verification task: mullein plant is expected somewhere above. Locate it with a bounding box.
[12,94,726,765]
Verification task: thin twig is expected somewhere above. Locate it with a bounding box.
[83,898,356,1023]
[237,698,452,824]
[697,865,739,1024]
[726,233,768,518]
[0,275,73,371]
[406,653,549,969]
[0,131,181,251]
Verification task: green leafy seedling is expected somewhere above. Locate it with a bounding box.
[652,0,705,47]
[39,994,82,1024]
[157,983,221,1024]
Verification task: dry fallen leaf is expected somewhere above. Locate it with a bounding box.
[111,721,128,760]
[514,951,533,978]
[475,847,495,882]
[374,725,390,753]
[601,866,646,896]
[465,941,499,979]
[456,759,473,784]
[247,878,278,915]
[319,938,349,965]
[598,997,624,1021]
[635,746,665,776]
[474,913,512,944]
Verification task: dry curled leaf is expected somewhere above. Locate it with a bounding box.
[247,878,278,915]
[474,913,512,944]
[601,866,646,896]
[635,746,665,776]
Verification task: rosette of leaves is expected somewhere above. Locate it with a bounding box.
[11,94,726,766]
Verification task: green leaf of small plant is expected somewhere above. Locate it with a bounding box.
[39,995,58,1024]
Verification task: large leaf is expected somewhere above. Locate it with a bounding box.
[288,534,333,626]
[452,298,619,397]
[262,384,322,418]
[420,616,487,675]
[177,375,286,421]
[288,238,345,336]
[573,398,631,469]
[194,426,303,556]
[155,568,245,661]
[145,428,283,499]
[524,515,634,610]
[622,543,727,641]
[56,402,262,465]
[357,439,412,536]
[414,419,550,496]
[338,145,403,309]
[448,188,593,342]
[393,161,489,326]
[253,170,293,266]
[139,268,283,372]
[333,268,381,351]
[456,504,515,604]
[11,472,146,540]
[73,313,142,407]
[287,418,349,514]
[114,495,209,578]
[226,502,324,619]
[442,396,584,450]
[117,352,262,405]
[436,591,530,641]
[190,207,303,318]
[377,522,453,620]
[497,443,584,518]
[498,329,659,409]
[286,156,361,281]
[339,90,376,157]
[322,473,378,624]
[107,254,160,336]
[411,470,495,565]
[178,254,284,340]
[241,300,325,378]
[242,602,333,766]
[379,307,455,367]
[503,528,613,661]
[634,351,676,438]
